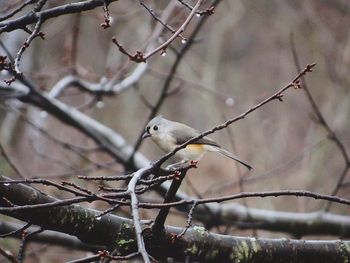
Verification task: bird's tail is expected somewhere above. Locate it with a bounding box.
[205,146,252,170]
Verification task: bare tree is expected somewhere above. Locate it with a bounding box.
[0,1,349,262]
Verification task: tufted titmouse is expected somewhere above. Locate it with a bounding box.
[142,116,252,170]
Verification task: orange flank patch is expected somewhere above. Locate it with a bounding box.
[186,144,205,153]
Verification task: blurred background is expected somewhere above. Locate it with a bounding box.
[0,0,349,261]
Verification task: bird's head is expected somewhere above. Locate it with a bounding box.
[142,115,167,140]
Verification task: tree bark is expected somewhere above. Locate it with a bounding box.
[0,221,103,252]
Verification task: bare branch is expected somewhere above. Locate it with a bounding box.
[47,64,148,98]
[0,141,25,179]
[0,0,119,34]
[152,171,187,235]
[0,175,349,262]
[0,222,31,238]
[17,227,43,262]
[0,0,36,22]
[154,63,316,167]
[139,189,350,209]
[140,0,186,42]
[143,0,204,60]
[127,166,153,263]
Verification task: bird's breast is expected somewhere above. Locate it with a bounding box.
[151,134,206,161]
[151,133,177,153]
[185,144,205,152]
[176,144,206,161]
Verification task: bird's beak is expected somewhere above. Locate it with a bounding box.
[142,132,151,140]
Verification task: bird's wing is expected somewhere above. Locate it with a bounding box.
[169,123,220,147]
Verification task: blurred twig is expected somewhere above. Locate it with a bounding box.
[0,141,25,179]
[202,138,328,196]
[0,247,18,263]
[0,0,35,22]
[140,0,186,41]
[17,227,43,263]
[290,36,349,211]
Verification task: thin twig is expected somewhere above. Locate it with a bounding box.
[0,222,31,238]
[14,16,44,75]
[0,188,130,212]
[0,0,120,33]
[0,179,91,197]
[138,189,350,209]
[100,0,111,29]
[17,227,44,262]
[154,63,316,167]
[95,203,121,218]
[112,0,204,62]
[78,174,133,181]
[0,141,25,179]
[140,0,186,41]
[0,0,35,22]
[143,0,204,60]
[177,0,215,16]
[201,138,328,196]
[173,201,197,240]
[66,251,140,263]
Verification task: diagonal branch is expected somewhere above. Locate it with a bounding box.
[0,0,36,22]
[152,171,187,235]
[154,63,316,167]
[143,0,204,60]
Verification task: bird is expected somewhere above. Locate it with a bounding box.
[142,116,252,170]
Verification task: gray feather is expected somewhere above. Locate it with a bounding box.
[215,148,252,170]
[169,122,220,147]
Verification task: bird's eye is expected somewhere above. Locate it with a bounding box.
[153,125,158,131]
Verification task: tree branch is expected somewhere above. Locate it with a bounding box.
[152,171,187,235]
[0,0,119,34]
[0,221,103,251]
[1,175,349,262]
